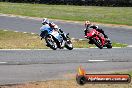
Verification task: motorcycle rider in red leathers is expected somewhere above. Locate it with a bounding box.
[84,21,110,44]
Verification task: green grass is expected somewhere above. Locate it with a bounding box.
[0,30,127,49]
[128,71,132,76]
[0,2,132,25]
[0,30,48,49]
[73,39,128,48]
[114,70,132,76]
[112,42,128,47]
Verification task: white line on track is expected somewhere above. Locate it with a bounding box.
[31,33,35,35]
[88,60,109,62]
[3,30,8,31]
[0,47,122,51]
[74,47,121,49]
[127,45,132,47]
[0,49,52,51]
[0,62,7,64]
[103,47,121,48]
[14,31,18,32]
[23,32,27,33]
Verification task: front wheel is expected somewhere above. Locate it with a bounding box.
[92,38,103,49]
[106,43,112,49]
[65,40,73,50]
[45,36,57,50]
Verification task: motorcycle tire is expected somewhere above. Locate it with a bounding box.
[92,38,103,49]
[106,43,112,49]
[65,40,73,50]
[45,36,57,50]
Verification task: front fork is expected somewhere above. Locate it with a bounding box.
[60,33,68,41]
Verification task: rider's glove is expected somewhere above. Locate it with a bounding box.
[59,28,63,33]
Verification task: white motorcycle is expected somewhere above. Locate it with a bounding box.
[40,28,73,50]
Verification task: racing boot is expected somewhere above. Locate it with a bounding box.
[105,36,111,43]
[41,37,43,40]
[88,40,94,44]
[84,35,88,38]
[103,34,110,42]
[106,38,110,42]
[46,43,50,47]
[60,40,65,49]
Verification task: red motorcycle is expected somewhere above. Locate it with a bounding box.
[86,29,112,49]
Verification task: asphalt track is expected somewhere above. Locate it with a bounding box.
[0,15,132,44]
[0,15,132,85]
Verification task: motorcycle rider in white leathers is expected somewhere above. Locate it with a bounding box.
[40,18,65,47]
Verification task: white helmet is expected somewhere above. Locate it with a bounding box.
[42,18,49,25]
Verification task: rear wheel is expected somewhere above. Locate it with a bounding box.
[92,38,103,49]
[45,36,57,50]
